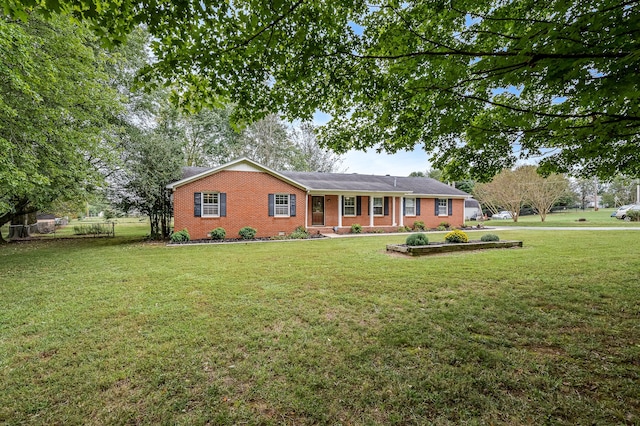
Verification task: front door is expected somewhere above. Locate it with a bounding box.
[312,196,325,226]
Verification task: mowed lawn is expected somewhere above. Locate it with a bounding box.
[1,226,639,425]
[489,207,640,227]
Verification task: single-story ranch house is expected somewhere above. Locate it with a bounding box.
[167,158,471,239]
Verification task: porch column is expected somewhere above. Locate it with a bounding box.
[399,197,404,227]
[305,193,309,229]
[338,195,343,228]
[392,196,397,226]
[369,195,374,227]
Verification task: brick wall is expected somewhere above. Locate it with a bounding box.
[403,198,465,229]
[173,170,306,239]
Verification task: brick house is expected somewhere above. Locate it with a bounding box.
[167,158,470,239]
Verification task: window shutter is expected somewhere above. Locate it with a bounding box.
[434,198,439,216]
[194,192,202,217]
[220,193,227,217]
[416,198,421,216]
[290,194,296,217]
[448,199,453,216]
[356,196,362,216]
[402,198,406,216]
[268,194,274,217]
[384,197,389,216]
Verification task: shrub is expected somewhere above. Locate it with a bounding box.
[406,233,429,246]
[480,233,500,242]
[170,228,190,243]
[288,227,309,239]
[238,226,257,240]
[73,223,114,236]
[626,210,640,222]
[438,221,451,229]
[350,223,362,234]
[397,226,411,232]
[436,225,447,231]
[444,229,469,243]
[413,221,426,231]
[210,227,226,240]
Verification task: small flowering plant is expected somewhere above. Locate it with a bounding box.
[444,229,469,243]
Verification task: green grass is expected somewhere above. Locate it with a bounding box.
[1,228,639,424]
[482,207,640,227]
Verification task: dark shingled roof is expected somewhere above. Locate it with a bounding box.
[176,165,469,197]
[279,171,400,192]
[280,171,468,196]
[181,166,211,180]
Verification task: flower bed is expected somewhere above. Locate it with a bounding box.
[386,240,523,256]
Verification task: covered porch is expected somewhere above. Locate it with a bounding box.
[303,191,410,232]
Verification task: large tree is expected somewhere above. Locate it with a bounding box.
[3,0,637,181]
[288,122,344,173]
[114,128,183,239]
[0,13,122,238]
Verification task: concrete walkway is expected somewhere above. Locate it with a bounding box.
[321,226,640,238]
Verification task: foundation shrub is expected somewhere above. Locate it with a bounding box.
[210,227,226,240]
[170,228,190,243]
[238,226,257,240]
[289,226,309,239]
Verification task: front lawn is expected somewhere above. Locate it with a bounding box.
[483,208,640,227]
[1,230,638,424]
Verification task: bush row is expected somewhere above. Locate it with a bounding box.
[405,231,500,246]
[170,226,313,243]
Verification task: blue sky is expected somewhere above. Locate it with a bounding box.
[312,112,432,176]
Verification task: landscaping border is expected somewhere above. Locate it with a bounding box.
[387,240,523,256]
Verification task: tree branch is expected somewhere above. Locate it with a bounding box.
[343,49,631,61]
[221,0,305,54]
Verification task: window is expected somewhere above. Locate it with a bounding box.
[373,197,383,216]
[275,194,290,217]
[202,192,219,217]
[405,198,416,216]
[343,196,356,216]
[438,198,448,216]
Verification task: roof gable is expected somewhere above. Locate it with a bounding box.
[166,158,308,190]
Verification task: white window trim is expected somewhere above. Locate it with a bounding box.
[202,192,220,218]
[405,197,416,217]
[343,196,356,217]
[438,198,448,216]
[274,193,290,217]
[373,197,384,216]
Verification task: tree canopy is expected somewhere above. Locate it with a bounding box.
[3,0,639,181]
[0,13,122,231]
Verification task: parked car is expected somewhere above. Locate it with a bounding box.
[612,205,632,217]
[491,211,513,220]
[468,212,485,221]
[615,204,640,220]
